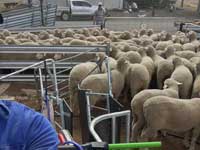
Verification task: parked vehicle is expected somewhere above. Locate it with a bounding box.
[56,0,100,21]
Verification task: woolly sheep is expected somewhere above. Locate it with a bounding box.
[80,56,130,105]
[192,63,200,98]
[171,57,193,99]
[62,29,74,38]
[176,51,196,60]
[142,96,200,150]
[86,36,98,42]
[155,41,173,50]
[38,31,50,40]
[131,78,181,141]
[110,45,125,59]
[2,29,11,37]
[119,51,142,64]
[69,53,106,114]
[126,61,150,98]
[183,43,196,52]
[0,39,6,45]
[119,31,132,40]
[5,37,20,45]
[157,59,174,89]
[69,39,88,46]
[138,48,155,81]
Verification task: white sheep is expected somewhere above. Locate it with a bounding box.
[171,57,193,99]
[142,96,200,150]
[192,63,200,98]
[80,56,129,106]
[176,51,196,60]
[69,53,106,114]
[131,78,181,141]
[138,48,155,81]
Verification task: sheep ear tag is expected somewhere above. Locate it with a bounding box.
[176,82,182,85]
[163,85,168,89]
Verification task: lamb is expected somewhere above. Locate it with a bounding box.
[171,57,193,99]
[131,78,181,142]
[110,45,125,59]
[192,63,200,98]
[80,56,129,106]
[142,96,200,150]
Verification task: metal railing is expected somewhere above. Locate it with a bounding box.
[90,110,131,143]
[0,4,57,28]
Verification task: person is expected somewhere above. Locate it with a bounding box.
[93,2,105,29]
[0,99,59,149]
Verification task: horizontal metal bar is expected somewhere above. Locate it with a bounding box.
[0,45,107,54]
[0,75,68,82]
[0,61,78,69]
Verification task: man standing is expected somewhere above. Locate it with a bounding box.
[0,100,59,149]
[93,2,105,29]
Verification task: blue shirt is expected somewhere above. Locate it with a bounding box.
[0,100,59,150]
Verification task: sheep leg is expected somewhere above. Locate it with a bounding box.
[183,131,191,148]
[141,127,157,142]
[189,127,200,150]
[132,116,145,142]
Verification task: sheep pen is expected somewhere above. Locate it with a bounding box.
[1,28,200,149]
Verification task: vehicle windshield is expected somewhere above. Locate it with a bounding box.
[72,1,92,7]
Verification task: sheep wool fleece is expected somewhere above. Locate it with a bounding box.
[0,100,59,150]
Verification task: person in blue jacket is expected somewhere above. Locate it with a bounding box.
[0,100,59,150]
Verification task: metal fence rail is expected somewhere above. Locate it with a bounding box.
[0,45,109,54]
[0,25,100,33]
[0,4,57,28]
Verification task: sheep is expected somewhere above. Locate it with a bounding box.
[119,51,142,64]
[138,48,155,81]
[171,57,193,99]
[172,43,183,51]
[2,29,11,37]
[164,47,196,78]
[110,45,125,59]
[38,31,50,40]
[119,31,132,40]
[141,96,200,150]
[53,29,65,38]
[156,59,174,89]
[0,39,6,45]
[61,37,74,44]
[69,53,106,114]
[155,41,173,50]
[182,43,196,52]
[131,78,181,142]
[126,61,150,98]
[80,56,130,106]
[101,28,110,38]
[74,34,86,40]
[86,36,98,42]
[5,37,20,45]
[82,28,90,37]
[191,63,200,98]
[62,29,74,38]
[175,51,196,60]
[69,39,88,46]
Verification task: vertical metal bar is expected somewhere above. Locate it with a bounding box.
[126,112,131,143]
[59,99,65,129]
[52,60,59,104]
[39,68,44,100]
[86,93,92,125]
[112,116,116,144]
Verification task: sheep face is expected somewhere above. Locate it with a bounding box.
[163,78,182,89]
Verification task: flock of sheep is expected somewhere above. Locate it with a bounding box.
[1,27,200,150]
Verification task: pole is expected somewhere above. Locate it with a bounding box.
[109,142,162,149]
[40,0,45,26]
